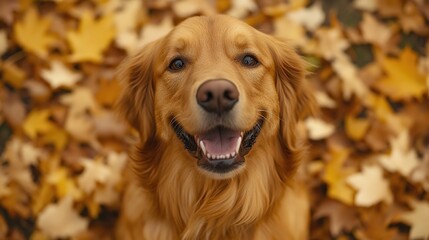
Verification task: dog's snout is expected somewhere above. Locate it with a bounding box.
[196,79,239,114]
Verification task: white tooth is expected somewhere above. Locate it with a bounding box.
[217,155,221,159]
[200,141,207,155]
[236,137,242,154]
[221,155,225,159]
[231,152,236,157]
[226,153,230,158]
[207,153,211,159]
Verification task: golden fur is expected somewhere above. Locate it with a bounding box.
[116,15,315,240]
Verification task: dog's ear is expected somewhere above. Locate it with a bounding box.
[268,37,317,150]
[115,40,160,143]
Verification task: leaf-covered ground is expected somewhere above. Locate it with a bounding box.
[0,0,428,239]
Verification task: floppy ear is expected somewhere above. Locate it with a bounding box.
[268,37,316,150]
[115,40,160,143]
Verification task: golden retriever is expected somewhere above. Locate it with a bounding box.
[115,15,315,240]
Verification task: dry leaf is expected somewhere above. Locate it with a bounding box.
[316,28,349,61]
[353,0,378,11]
[323,148,355,205]
[347,165,393,207]
[304,117,335,140]
[67,11,115,62]
[378,130,420,177]
[138,17,174,48]
[287,2,325,31]
[0,0,19,24]
[22,109,56,139]
[226,0,258,18]
[345,115,370,141]
[60,87,100,115]
[2,62,26,89]
[399,201,429,240]
[41,61,82,89]
[78,158,111,194]
[332,56,369,100]
[314,200,359,236]
[314,90,337,109]
[375,47,427,100]
[361,13,392,47]
[14,8,56,57]
[37,196,89,238]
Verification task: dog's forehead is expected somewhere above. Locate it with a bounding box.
[168,15,257,49]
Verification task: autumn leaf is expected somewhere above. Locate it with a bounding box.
[37,196,89,238]
[67,11,115,62]
[41,61,82,89]
[347,165,393,207]
[314,200,359,236]
[304,117,335,140]
[378,130,420,177]
[345,115,370,141]
[22,109,56,139]
[375,47,427,100]
[0,31,7,56]
[77,158,111,194]
[323,148,355,205]
[360,13,392,47]
[2,62,26,89]
[287,2,325,31]
[399,201,429,240]
[14,8,56,57]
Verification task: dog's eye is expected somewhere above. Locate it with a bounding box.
[241,55,259,67]
[169,58,186,71]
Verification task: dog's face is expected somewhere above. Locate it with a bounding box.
[117,15,314,179]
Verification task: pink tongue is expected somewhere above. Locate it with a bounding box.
[199,127,241,155]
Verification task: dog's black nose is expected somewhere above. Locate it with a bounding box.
[196,79,239,114]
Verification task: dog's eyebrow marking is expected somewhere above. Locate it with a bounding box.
[175,38,187,51]
[234,34,248,48]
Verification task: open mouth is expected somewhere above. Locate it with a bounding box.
[171,116,265,174]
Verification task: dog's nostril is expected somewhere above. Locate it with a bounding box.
[196,79,239,114]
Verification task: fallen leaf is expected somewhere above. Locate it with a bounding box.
[95,79,122,107]
[316,27,349,61]
[60,87,100,115]
[345,115,370,141]
[37,196,89,239]
[399,201,429,240]
[314,90,337,109]
[378,130,420,177]
[0,172,11,198]
[2,61,26,89]
[323,148,355,205]
[113,0,143,32]
[77,158,111,194]
[287,2,325,31]
[14,8,56,57]
[304,117,335,140]
[332,55,369,100]
[67,11,115,62]
[41,61,82,89]
[347,165,393,207]
[22,109,56,139]
[360,13,392,47]
[375,47,427,100]
[353,0,378,11]
[226,0,258,18]
[314,199,359,236]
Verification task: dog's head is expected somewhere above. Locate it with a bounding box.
[117,15,315,179]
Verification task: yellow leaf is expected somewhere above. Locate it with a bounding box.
[40,127,68,151]
[375,47,427,100]
[2,62,26,88]
[323,148,355,205]
[32,181,55,214]
[22,110,56,139]
[345,116,370,141]
[13,8,55,57]
[67,11,115,62]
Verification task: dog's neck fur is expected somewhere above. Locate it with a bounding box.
[130,134,298,239]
